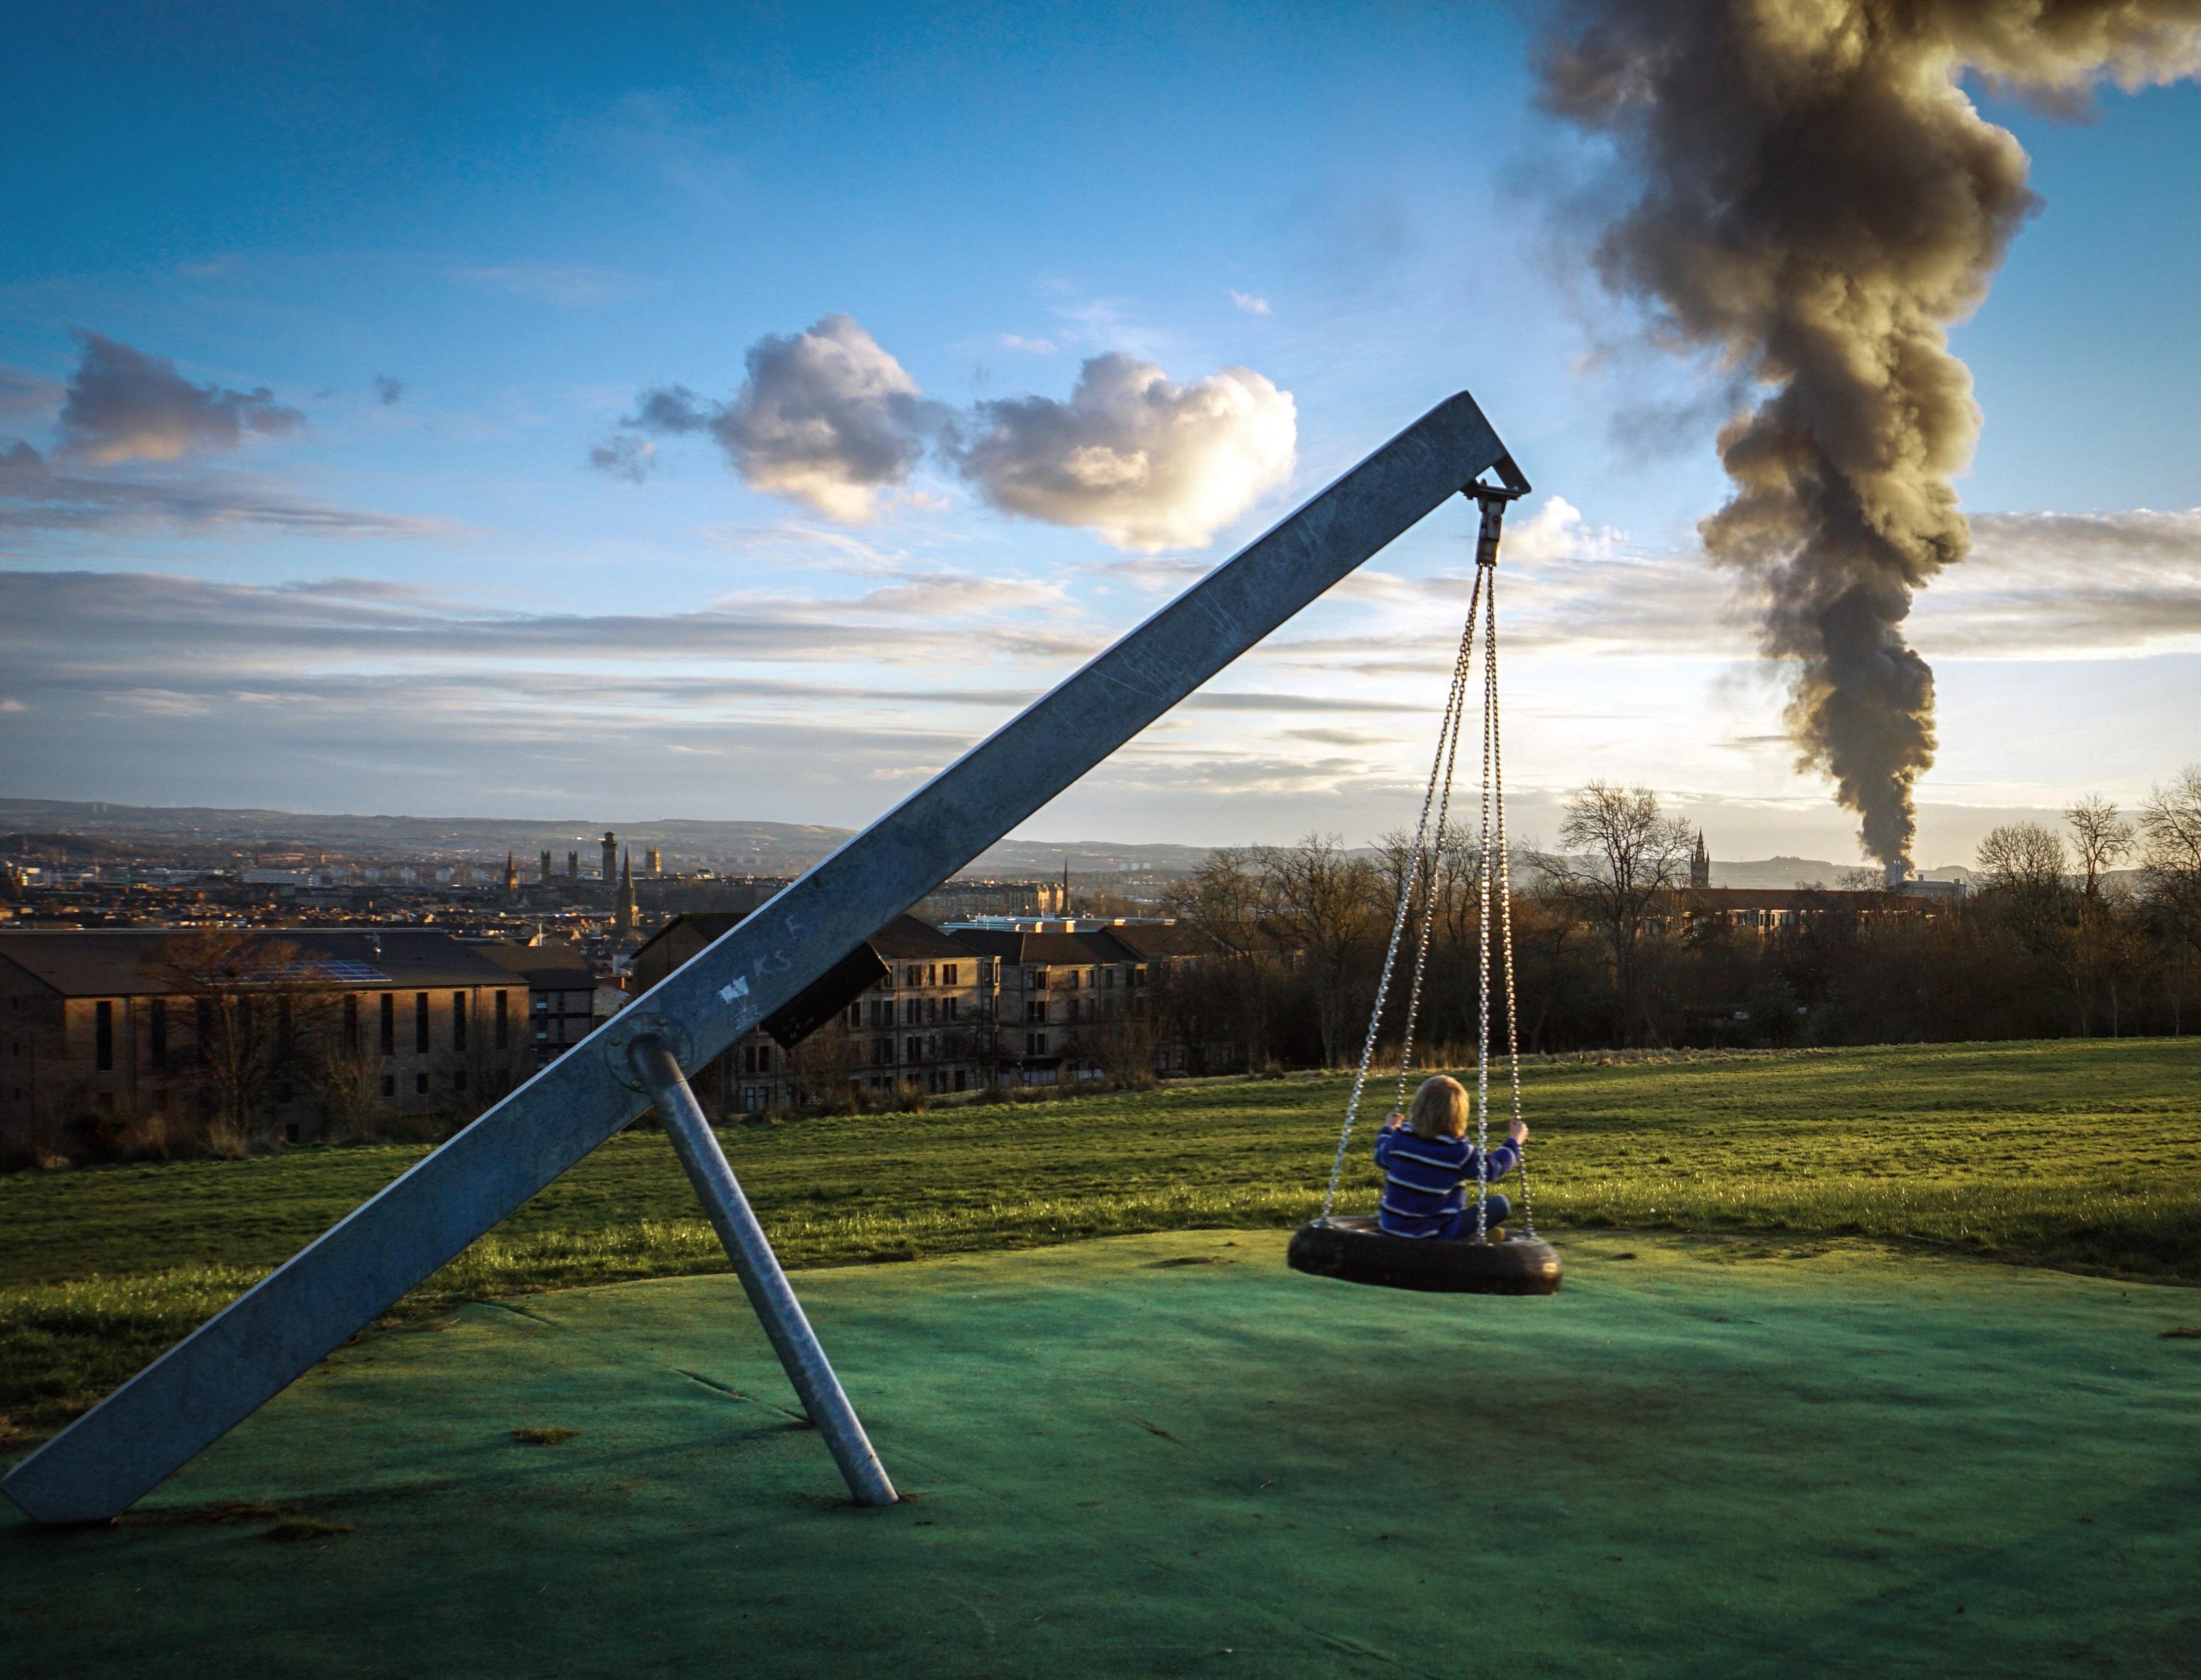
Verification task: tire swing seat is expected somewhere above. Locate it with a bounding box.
[1291,475,1561,1299]
[1288,1218,1561,1295]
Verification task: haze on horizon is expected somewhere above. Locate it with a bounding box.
[3,3,2198,871]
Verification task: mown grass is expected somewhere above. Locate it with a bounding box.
[3,1038,2196,1449]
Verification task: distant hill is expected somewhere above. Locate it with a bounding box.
[1706,855,1976,888]
[0,798,1211,880]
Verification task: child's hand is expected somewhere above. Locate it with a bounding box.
[1508,1118,1529,1145]
[1383,1111,1404,1130]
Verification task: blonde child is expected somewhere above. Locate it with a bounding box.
[1373,1074,1529,1239]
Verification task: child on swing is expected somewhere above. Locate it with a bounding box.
[1374,1074,1528,1240]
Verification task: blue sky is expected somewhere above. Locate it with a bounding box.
[3,1,2196,865]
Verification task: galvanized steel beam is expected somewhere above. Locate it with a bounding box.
[3,390,1525,1524]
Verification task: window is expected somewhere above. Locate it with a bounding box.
[342,994,358,1051]
[453,1071,467,1094]
[1103,967,1117,989]
[942,964,958,986]
[452,992,468,1052]
[875,1037,894,1066]
[926,997,938,1023]
[494,992,508,1049]
[907,965,922,986]
[906,1036,922,1065]
[95,1000,113,1072]
[414,992,429,1054]
[1027,968,1047,991]
[1026,1032,1047,1056]
[904,998,920,1025]
[150,998,168,1068]
[1066,969,1079,990]
[415,1071,429,1095]
[946,996,959,1021]
[845,1004,861,1029]
[380,993,395,1054]
[1027,1000,1047,1024]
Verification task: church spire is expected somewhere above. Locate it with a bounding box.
[615,847,637,933]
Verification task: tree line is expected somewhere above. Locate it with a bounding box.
[1145,768,2201,1070]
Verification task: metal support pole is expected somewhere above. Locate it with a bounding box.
[627,1035,895,1507]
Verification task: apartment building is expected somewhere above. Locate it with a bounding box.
[473,938,600,1065]
[0,927,529,1152]
[945,925,1151,1084]
[627,913,987,1112]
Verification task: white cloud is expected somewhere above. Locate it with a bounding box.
[997,334,1058,353]
[949,353,1297,551]
[1229,290,1272,316]
[609,318,1299,551]
[613,315,943,519]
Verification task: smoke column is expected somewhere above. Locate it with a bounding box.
[1537,1,2201,869]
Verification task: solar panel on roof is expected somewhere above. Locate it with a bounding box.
[318,960,391,982]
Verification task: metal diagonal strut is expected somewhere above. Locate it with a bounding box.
[628,1034,896,1507]
[3,390,1528,1525]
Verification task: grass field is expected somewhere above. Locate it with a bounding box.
[3,1037,2197,1452]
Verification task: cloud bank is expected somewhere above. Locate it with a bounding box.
[599,315,1297,549]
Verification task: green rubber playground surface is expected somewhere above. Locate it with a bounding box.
[5,1228,2199,1678]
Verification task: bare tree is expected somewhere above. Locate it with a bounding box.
[153,929,334,1153]
[1976,821,2071,962]
[1163,847,1280,1068]
[2066,794,2135,899]
[1977,821,2068,896]
[788,1019,861,1109]
[1255,835,1384,1068]
[1537,784,1694,1045]
[2140,766,2201,1033]
[2060,796,2137,1036]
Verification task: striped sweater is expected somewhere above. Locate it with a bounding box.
[1372,1125,1519,1238]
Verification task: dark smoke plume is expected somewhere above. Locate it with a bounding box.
[1537,1,2201,867]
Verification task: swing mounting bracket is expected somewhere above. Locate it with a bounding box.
[1463,455,1531,568]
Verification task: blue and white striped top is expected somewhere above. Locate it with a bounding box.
[1372,1126,1518,1238]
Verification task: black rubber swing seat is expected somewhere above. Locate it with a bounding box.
[1287,1216,1562,1295]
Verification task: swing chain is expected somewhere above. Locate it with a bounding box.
[1318,569,1483,1221]
[1321,479,1534,1238]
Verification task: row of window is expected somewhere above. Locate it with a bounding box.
[1021,965,1146,992]
[84,990,517,1073]
[892,964,962,989]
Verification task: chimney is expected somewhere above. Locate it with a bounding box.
[601,831,618,884]
[539,849,553,884]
